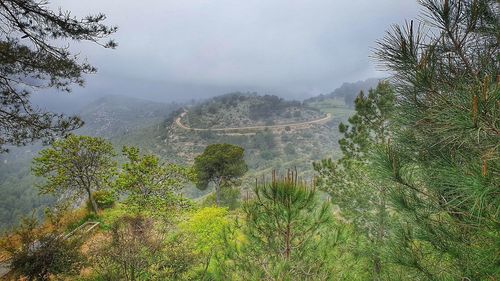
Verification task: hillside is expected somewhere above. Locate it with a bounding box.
[0,96,181,231]
[76,95,179,138]
[160,93,353,193]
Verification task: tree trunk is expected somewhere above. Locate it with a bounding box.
[87,188,98,214]
[215,183,220,206]
[285,222,291,260]
[373,255,381,281]
[373,186,387,281]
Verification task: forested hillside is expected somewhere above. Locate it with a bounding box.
[305,78,382,107]
[0,1,498,280]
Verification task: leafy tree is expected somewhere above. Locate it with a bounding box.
[115,146,192,216]
[314,82,395,280]
[32,135,116,214]
[219,171,345,280]
[0,0,116,152]
[193,144,247,206]
[372,0,499,279]
[1,216,85,281]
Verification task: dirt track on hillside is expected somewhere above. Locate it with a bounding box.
[174,111,332,133]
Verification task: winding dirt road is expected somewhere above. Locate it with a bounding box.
[175,111,332,132]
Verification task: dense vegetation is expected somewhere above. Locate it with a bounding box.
[0,0,498,280]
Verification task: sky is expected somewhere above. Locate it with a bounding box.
[37,0,420,109]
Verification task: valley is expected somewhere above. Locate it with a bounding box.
[0,79,379,231]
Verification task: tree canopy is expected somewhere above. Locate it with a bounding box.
[32,135,116,213]
[193,143,247,206]
[115,146,192,216]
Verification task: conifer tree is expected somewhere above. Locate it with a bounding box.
[220,171,345,280]
[194,144,247,206]
[373,0,499,279]
[314,82,395,280]
[0,0,116,152]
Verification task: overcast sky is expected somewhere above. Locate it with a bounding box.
[38,0,420,108]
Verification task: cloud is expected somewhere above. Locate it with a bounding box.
[46,0,420,102]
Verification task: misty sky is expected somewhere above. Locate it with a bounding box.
[37,0,420,109]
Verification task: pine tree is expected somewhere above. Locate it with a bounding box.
[0,0,116,152]
[374,0,499,279]
[193,143,247,206]
[314,82,396,280]
[219,171,345,281]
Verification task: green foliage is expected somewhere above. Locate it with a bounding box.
[194,143,247,206]
[2,216,85,280]
[314,82,395,280]
[0,0,116,152]
[219,172,346,280]
[337,82,394,159]
[160,234,199,280]
[87,190,116,211]
[200,186,241,210]
[114,146,192,216]
[32,135,116,213]
[372,0,500,279]
[181,207,229,255]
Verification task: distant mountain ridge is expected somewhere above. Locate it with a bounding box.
[306,78,384,107]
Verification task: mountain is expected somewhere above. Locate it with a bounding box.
[161,93,352,188]
[185,92,323,129]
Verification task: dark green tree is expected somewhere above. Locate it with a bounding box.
[193,143,247,206]
[314,82,395,280]
[373,0,499,279]
[0,0,116,152]
[32,135,116,214]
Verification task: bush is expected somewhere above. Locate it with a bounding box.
[90,215,163,280]
[201,187,241,210]
[87,190,115,211]
[3,217,85,280]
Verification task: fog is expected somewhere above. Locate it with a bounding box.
[34,0,420,111]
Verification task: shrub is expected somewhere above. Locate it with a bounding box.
[3,217,85,280]
[87,190,115,211]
